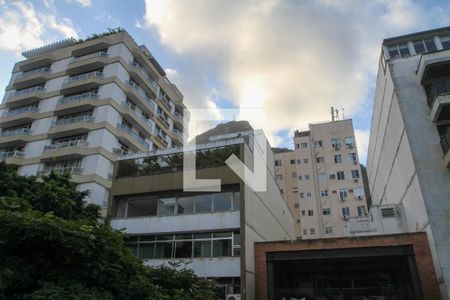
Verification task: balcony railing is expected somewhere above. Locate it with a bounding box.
[126,80,157,111]
[157,114,171,128]
[155,131,168,145]
[2,106,39,117]
[58,92,99,105]
[0,150,25,159]
[441,127,450,155]
[172,128,186,141]
[128,60,160,96]
[69,51,109,64]
[16,66,51,79]
[64,71,104,84]
[117,123,150,148]
[51,115,94,127]
[9,86,46,98]
[121,102,154,131]
[43,140,89,151]
[39,166,83,176]
[426,80,450,108]
[0,128,32,137]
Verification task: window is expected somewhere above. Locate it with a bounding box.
[280,189,283,194]
[318,173,327,181]
[331,138,341,149]
[158,198,176,216]
[339,189,348,201]
[295,143,300,149]
[348,153,357,162]
[275,174,283,180]
[304,174,310,180]
[177,196,194,214]
[334,155,342,163]
[296,159,302,164]
[301,210,305,216]
[302,229,307,235]
[345,136,354,147]
[440,35,450,49]
[298,175,303,181]
[213,193,232,211]
[290,159,296,164]
[300,142,307,148]
[314,140,323,148]
[322,208,331,215]
[320,190,329,197]
[308,210,314,216]
[388,43,410,58]
[292,187,298,193]
[194,195,212,213]
[175,240,192,258]
[303,158,309,163]
[275,160,282,166]
[342,207,350,217]
[351,169,360,179]
[299,193,304,199]
[357,206,367,216]
[291,172,297,178]
[353,187,364,198]
[305,192,312,198]
[213,239,232,257]
[413,39,437,54]
[309,228,316,235]
[324,227,333,235]
[316,156,324,163]
[337,171,345,180]
[124,197,158,218]
[294,203,299,208]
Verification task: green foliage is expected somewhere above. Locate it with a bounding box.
[0,163,218,299]
[76,27,125,44]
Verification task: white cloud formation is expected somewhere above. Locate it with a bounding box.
[141,0,449,148]
[0,1,78,55]
[355,129,370,164]
[66,0,91,8]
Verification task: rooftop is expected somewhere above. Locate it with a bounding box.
[383,25,450,45]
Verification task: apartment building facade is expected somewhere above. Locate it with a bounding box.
[367,26,450,298]
[108,131,295,300]
[0,30,188,210]
[275,119,367,238]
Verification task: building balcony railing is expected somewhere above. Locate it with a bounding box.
[426,80,450,108]
[2,106,39,117]
[155,131,169,146]
[16,66,51,80]
[440,127,450,155]
[172,128,186,141]
[9,86,46,99]
[58,92,99,105]
[43,140,89,152]
[128,60,160,96]
[51,115,94,127]
[0,128,32,137]
[64,71,104,84]
[126,80,157,111]
[121,102,155,131]
[117,123,149,148]
[38,166,83,176]
[157,114,170,128]
[0,150,25,159]
[69,51,109,64]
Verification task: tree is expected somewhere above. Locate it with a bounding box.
[0,163,218,299]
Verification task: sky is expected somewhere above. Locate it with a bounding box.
[1,0,450,164]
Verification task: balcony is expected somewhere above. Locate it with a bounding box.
[41,140,90,160]
[48,115,94,138]
[44,140,89,152]
[157,114,171,129]
[428,87,450,122]
[13,66,52,89]
[116,123,150,149]
[0,128,32,137]
[440,127,450,168]
[120,102,155,133]
[56,92,100,113]
[61,71,104,95]
[51,115,95,127]
[58,92,99,106]
[0,107,41,127]
[2,106,39,117]
[172,128,186,143]
[0,128,33,145]
[7,86,46,106]
[38,166,83,176]
[125,80,157,114]
[0,150,25,159]
[154,131,169,146]
[67,51,110,75]
[128,60,160,97]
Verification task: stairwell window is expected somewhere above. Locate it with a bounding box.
[275,174,283,180]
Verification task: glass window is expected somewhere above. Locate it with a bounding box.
[301,210,305,216]
[194,195,212,213]
[126,197,158,217]
[175,241,192,258]
[299,193,304,199]
[342,207,350,216]
[348,153,357,162]
[337,171,345,180]
[320,190,328,197]
[388,45,399,59]
[322,208,331,215]
[310,228,316,235]
[233,192,240,210]
[213,232,232,238]
[139,243,155,259]
[334,155,342,163]
[306,192,312,198]
[275,174,282,180]
[302,229,307,235]
[308,210,314,216]
[303,158,309,163]
[290,159,296,164]
[345,136,354,146]
[297,159,301,164]
[325,227,333,235]
[194,240,211,257]
[177,196,194,214]
[300,142,307,148]
[339,189,348,201]
[331,138,341,148]
[398,43,410,57]
[298,175,303,181]
[127,243,139,256]
[304,174,310,180]
[275,160,282,166]
[316,157,324,163]
[314,140,322,148]
[352,170,360,179]
[157,198,176,216]
[155,242,173,258]
[318,173,327,180]
[213,239,232,257]
[440,35,450,49]
[357,206,367,216]
[413,40,426,54]
[425,39,437,52]
[233,232,240,246]
[213,192,232,211]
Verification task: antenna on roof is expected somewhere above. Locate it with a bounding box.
[331,107,339,122]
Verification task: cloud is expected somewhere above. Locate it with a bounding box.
[66,0,91,7]
[0,1,78,55]
[355,129,370,164]
[140,0,449,149]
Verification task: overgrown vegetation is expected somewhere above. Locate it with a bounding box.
[0,162,218,299]
[76,27,125,44]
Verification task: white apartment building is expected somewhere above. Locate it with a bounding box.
[275,119,368,239]
[367,26,450,298]
[0,30,188,211]
[108,131,295,300]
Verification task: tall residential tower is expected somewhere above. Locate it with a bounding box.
[0,30,188,211]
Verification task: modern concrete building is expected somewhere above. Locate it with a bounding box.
[108,130,295,300]
[367,26,450,298]
[0,30,188,211]
[275,119,368,239]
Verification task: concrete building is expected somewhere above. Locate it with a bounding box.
[0,30,188,210]
[367,26,450,298]
[108,130,295,300]
[275,119,368,239]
